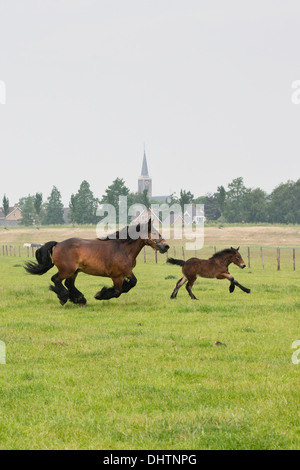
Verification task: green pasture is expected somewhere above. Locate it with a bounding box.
[0,248,299,449]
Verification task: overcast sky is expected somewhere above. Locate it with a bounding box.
[1,0,300,205]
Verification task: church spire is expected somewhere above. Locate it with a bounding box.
[138,146,152,197]
[141,146,149,177]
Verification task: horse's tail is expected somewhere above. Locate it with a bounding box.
[24,241,58,275]
[167,257,185,267]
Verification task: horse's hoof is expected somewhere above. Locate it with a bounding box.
[94,286,108,300]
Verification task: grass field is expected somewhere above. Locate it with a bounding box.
[0,227,299,449]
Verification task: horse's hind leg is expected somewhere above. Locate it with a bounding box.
[186,276,198,300]
[65,271,87,305]
[170,276,187,299]
[50,273,70,305]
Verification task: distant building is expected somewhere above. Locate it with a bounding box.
[0,204,22,226]
[138,148,152,197]
[131,208,162,226]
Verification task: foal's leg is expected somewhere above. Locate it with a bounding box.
[50,272,70,305]
[95,277,123,300]
[185,276,198,300]
[232,279,251,294]
[170,276,187,299]
[217,273,251,294]
[65,271,87,305]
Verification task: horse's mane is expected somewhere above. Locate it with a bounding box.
[209,248,234,259]
[98,224,144,244]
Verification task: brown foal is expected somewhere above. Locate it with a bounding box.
[168,247,251,300]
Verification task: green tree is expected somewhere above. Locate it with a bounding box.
[69,180,99,224]
[101,178,130,208]
[193,196,206,205]
[167,192,179,205]
[178,189,194,212]
[2,194,10,228]
[243,188,268,223]
[203,193,221,221]
[268,180,300,224]
[69,194,77,224]
[100,178,130,222]
[19,195,36,226]
[128,190,150,210]
[2,194,9,218]
[216,185,226,221]
[42,186,65,225]
[34,193,43,224]
[223,177,248,223]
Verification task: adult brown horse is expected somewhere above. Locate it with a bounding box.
[167,247,251,300]
[25,219,169,305]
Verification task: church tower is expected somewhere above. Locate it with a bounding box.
[138,147,152,197]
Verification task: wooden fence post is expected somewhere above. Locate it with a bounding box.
[293,248,296,271]
[248,247,251,269]
[143,247,146,263]
[277,248,280,270]
[182,246,185,261]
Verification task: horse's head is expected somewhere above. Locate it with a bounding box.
[144,218,170,254]
[230,247,246,269]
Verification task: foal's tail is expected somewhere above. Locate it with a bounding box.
[167,258,185,267]
[24,241,58,275]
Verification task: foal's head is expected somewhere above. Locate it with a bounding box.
[229,247,246,269]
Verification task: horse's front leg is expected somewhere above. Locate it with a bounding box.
[217,273,251,294]
[95,277,124,300]
[122,274,137,293]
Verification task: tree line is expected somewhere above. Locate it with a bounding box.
[2,176,300,225]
